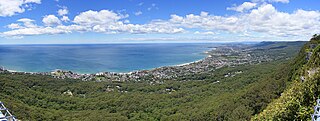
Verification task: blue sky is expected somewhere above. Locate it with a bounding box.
[0,0,319,44]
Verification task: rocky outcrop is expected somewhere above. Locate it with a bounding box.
[62,90,73,96]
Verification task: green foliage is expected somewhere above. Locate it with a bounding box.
[312,34,320,41]
[0,61,295,120]
[0,41,305,120]
[253,35,320,121]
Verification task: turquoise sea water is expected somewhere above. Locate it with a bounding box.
[0,43,217,74]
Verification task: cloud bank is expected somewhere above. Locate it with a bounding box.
[0,0,41,17]
[1,0,320,41]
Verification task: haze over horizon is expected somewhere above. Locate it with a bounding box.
[0,0,319,44]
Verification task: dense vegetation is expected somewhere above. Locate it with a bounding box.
[0,41,307,120]
[253,34,320,120]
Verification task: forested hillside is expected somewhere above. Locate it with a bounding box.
[253,34,320,120]
[0,41,306,120]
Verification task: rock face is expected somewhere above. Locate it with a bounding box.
[306,52,313,60]
[308,68,319,78]
[62,90,73,96]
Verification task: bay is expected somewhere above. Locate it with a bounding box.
[0,43,218,74]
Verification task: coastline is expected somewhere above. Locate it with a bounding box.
[175,58,204,67]
[0,50,211,75]
[2,41,293,82]
[0,43,216,75]
[143,51,210,70]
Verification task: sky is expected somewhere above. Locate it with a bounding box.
[0,0,319,44]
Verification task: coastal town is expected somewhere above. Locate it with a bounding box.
[0,42,297,83]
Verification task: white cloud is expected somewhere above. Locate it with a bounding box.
[42,15,61,26]
[227,2,257,12]
[168,4,320,39]
[1,17,70,38]
[57,7,68,16]
[72,10,184,34]
[2,26,70,37]
[246,4,320,37]
[24,0,41,4]
[1,10,184,37]
[169,12,242,32]
[61,16,70,22]
[7,23,22,29]
[17,18,34,22]
[55,25,88,32]
[17,18,37,28]
[170,15,184,23]
[73,10,126,26]
[124,20,130,23]
[268,0,289,3]
[194,31,216,35]
[2,3,319,41]
[186,4,320,37]
[134,11,142,16]
[0,0,41,17]
[251,0,289,3]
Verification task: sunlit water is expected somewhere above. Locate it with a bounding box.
[0,43,218,74]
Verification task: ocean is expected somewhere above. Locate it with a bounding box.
[0,43,218,74]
